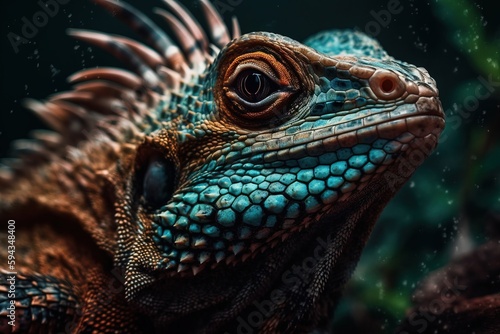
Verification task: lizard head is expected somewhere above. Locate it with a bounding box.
[126,32,444,267]
[124,30,444,328]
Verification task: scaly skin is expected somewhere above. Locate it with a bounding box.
[0,0,444,333]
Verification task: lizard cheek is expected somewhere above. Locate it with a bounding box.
[369,69,406,100]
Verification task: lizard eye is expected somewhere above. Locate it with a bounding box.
[233,69,279,103]
[217,50,306,127]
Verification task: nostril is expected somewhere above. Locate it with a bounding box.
[369,70,406,100]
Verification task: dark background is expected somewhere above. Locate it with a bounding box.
[1,0,499,333]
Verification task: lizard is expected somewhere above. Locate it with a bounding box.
[0,0,445,333]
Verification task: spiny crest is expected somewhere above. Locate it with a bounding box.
[0,0,240,184]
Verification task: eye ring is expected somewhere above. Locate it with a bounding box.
[215,41,314,129]
[233,69,278,103]
[220,51,298,123]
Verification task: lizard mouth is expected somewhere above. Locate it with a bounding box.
[311,95,445,154]
[376,99,444,140]
[199,93,445,172]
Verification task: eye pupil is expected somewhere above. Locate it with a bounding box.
[243,73,263,96]
[236,70,276,103]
